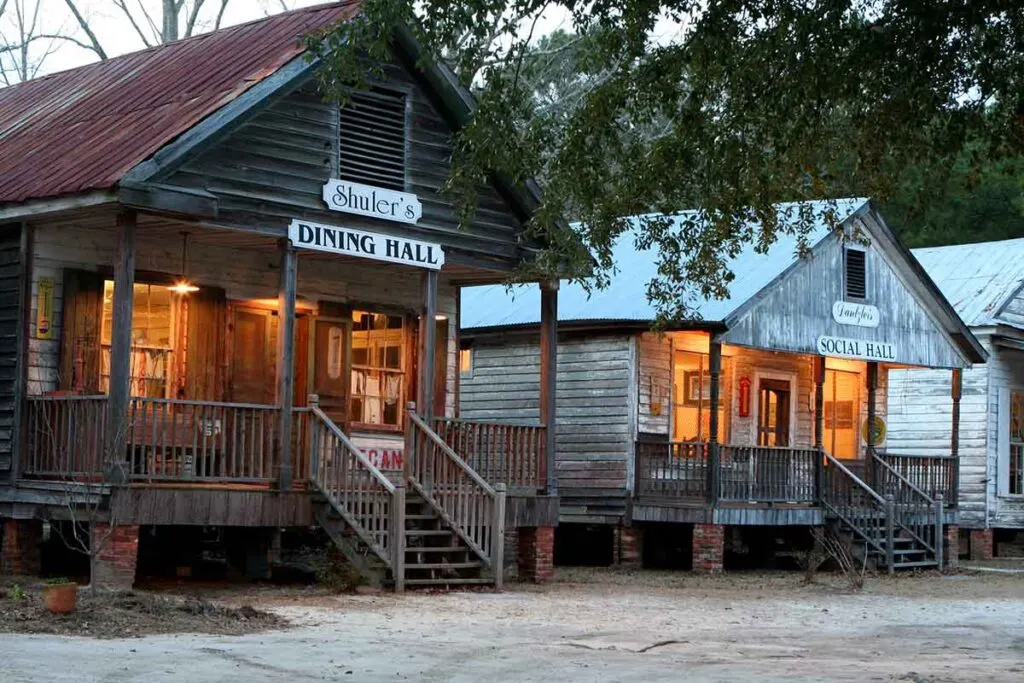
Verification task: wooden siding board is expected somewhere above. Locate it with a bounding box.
[0,225,22,479]
[459,333,634,520]
[721,223,969,369]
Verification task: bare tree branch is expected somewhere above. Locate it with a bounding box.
[183,0,207,38]
[62,0,109,59]
[212,0,229,31]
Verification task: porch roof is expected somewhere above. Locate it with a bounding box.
[461,198,867,330]
[0,3,359,206]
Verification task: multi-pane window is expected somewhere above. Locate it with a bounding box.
[1009,392,1024,495]
[671,350,729,443]
[350,310,406,428]
[100,282,179,398]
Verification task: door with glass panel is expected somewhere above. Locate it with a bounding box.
[310,318,351,426]
[757,379,792,447]
[823,369,861,460]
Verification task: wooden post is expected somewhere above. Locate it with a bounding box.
[276,240,297,491]
[540,280,558,495]
[934,493,945,571]
[392,482,406,593]
[10,222,31,485]
[106,210,136,477]
[884,493,895,575]
[951,368,962,501]
[814,356,826,501]
[707,340,722,504]
[492,483,507,590]
[308,394,320,479]
[865,361,878,489]
[418,270,438,418]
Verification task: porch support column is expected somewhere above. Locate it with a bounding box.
[540,280,558,495]
[865,362,879,487]
[707,339,722,504]
[276,240,297,491]
[106,209,136,477]
[814,355,826,499]
[951,368,962,500]
[417,269,439,418]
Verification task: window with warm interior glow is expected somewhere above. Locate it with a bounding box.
[350,310,406,428]
[1009,391,1024,495]
[823,369,860,459]
[459,348,473,377]
[100,281,181,398]
[671,350,729,443]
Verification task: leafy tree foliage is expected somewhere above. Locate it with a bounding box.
[311,1,1023,321]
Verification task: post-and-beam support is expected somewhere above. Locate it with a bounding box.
[951,367,962,501]
[276,240,297,491]
[540,280,558,495]
[707,339,722,504]
[813,355,826,499]
[106,210,137,478]
[418,270,439,419]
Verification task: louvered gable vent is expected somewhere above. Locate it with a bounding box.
[339,88,408,191]
[844,248,867,299]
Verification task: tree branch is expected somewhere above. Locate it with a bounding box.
[62,0,108,59]
[183,0,207,38]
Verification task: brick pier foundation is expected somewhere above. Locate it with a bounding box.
[518,526,554,582]
[943,525,960,568]
[92,523,139,590]
[969,528,993,561]
[613,525,643,568]
[1,519,43,576]
[692,523,724,574]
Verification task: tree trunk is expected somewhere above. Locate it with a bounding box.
[162,0,178,42]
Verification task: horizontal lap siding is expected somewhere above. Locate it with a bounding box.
[0,226,21,476]
[887,357,986,526]
[984,339,1024,528]
[29,223,459,417]
[460,334,635,519]
[637,333,670,435]
[165,65,524,264]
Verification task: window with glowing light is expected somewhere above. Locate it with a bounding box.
[350,310,407,428]
[100,281,182,398]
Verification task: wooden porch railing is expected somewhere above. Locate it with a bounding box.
[867,450,942,559]
[407,410,505,583]
[634,441,709,502]
[719,446,818,503]
[874,453,956,504]
[429,417,545,491]
[308,401,400,573]
[24,395,109,477]
[820,450,892,560]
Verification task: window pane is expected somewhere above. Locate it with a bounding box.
[350,309,406,427]
[100,281,178,398]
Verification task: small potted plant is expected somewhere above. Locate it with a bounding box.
[42,578,78,614]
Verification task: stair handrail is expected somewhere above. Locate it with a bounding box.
[869,450,934,503]
[868,449,940,561]
[820,449,891,561]
[822,450,887,505]
[407,409,504,578]
[308,400,398,568]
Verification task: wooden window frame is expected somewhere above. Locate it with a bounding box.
[349,308,411,434]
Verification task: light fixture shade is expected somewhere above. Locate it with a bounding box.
[170,281,200,294]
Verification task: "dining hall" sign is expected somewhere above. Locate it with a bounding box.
[288,219,444,270]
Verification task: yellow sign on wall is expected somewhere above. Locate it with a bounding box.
[36,277,55,340]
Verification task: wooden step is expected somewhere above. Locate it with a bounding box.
[406,529,454,537]
[404,578,495,586]
[405,546,471,554]
[404,561,484,570]
[888,560,939,569]
[406,514,437,521]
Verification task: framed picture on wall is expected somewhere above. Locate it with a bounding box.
[683,370,722,407]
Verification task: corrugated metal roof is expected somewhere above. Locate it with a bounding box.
[0,2,359,205]
[911,237,1024,329]
[461,198,868,329]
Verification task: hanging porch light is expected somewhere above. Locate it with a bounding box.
[170,231,200,294]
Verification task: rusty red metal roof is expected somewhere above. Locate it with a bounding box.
[0,2,360,206]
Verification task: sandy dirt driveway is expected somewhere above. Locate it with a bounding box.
[2,569,1023,682]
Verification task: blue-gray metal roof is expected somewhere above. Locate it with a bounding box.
[461,198,868,329]
[911,237,1024,329]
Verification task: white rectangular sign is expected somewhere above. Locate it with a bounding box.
[832,301,880,328]
[817,335,896,362]
[351,434,404,471]
[289,219,444,270]
[322,178,422,225]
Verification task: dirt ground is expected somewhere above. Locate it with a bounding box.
[2,568,1023,682]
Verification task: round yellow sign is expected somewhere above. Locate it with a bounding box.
[861,416,887,444]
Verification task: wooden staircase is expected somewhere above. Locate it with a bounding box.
[306,401,505,590]
[821,450,944,573]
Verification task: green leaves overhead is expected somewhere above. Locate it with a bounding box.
[310,1,1023,323]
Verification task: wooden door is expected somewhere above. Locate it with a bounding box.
[310,318,350,425]
[231,308,274,404]
[757,379,791,447]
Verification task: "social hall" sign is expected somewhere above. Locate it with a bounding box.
[816,335,897,362]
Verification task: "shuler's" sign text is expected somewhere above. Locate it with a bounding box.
[288,220,444,270]
[322,179,423,225]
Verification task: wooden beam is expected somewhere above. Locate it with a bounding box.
[707,340,723,505]
[866,362,878,454]
[540,280,558,495]
[814,356,826,449]
[276,240,297,490]
[951,367,962,498]
[106,210,137,477]
[9,222,32,485]
[418,270,439,417]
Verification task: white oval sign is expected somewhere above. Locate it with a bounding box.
[832,301,880,328]
[322,178,423,225]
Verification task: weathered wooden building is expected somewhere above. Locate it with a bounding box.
[461,199,985,572]
[0,3,560,589]
[888,237,1024,559]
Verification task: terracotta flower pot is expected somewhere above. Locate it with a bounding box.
[43,583,78,614]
